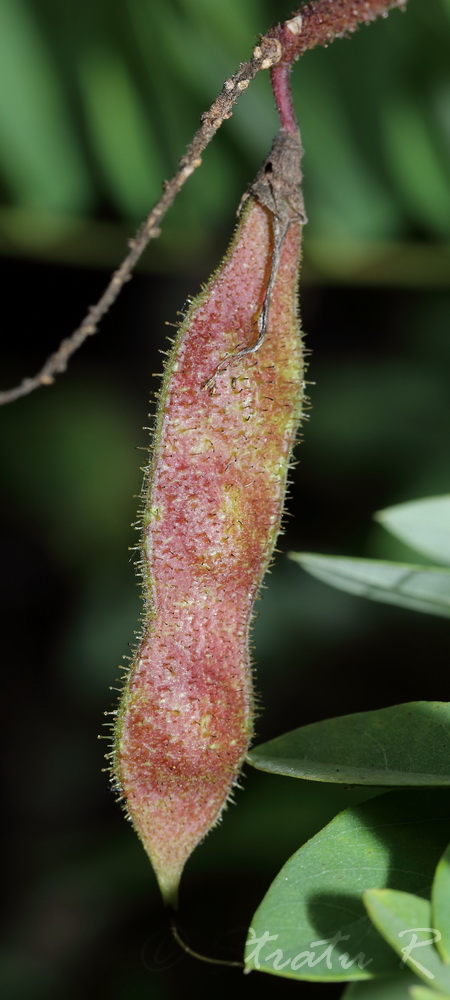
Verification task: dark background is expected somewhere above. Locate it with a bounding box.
[1,1,449,997]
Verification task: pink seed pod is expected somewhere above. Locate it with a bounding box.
[112,129,306,907]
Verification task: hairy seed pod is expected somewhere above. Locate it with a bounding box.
[113,129,306,907]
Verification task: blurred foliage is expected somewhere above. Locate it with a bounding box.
[0,0,449,278]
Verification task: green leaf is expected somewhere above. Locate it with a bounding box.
[376,497,450,567]
[247,702,450,786]
[341,974,424,999]
[245,790,450,982]
[290,553,450,619]
[410,989,450,1000]
[432,843,450,964]
[364,890,450,994]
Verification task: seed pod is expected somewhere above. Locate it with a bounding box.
[113,129,306,907]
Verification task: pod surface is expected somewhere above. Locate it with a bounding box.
[114,150,305,905]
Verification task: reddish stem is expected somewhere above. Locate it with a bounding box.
[270,64,298,134]
[269,0,407,66]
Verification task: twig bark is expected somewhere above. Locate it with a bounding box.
[0,0,407,406]
[267,0,408,65]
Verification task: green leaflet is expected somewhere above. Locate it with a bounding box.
[290,553,450,618]
[376,496,450,567]
[245,790,450,982]
[341,975,428,999]
[248,701,450,786]
[432,843,450,964]
[364,891,450,994]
